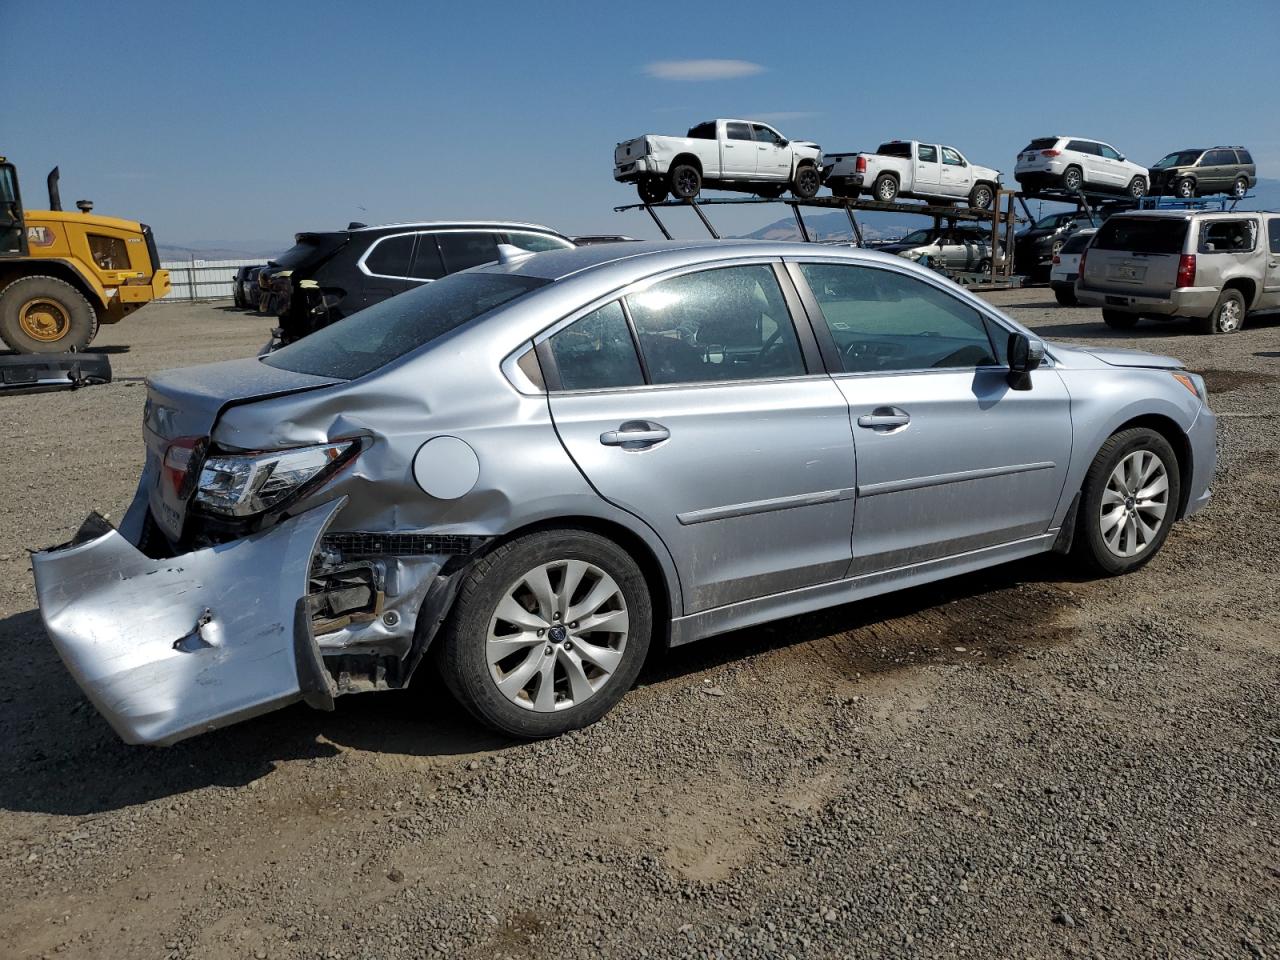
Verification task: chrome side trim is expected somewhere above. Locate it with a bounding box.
[857,461,1056,498]
[677,487,857,525]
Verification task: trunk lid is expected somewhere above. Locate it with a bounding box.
[143,359,340,541]
[1080,215,1189,298]
[615,137,649,165]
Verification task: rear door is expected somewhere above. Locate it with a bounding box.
[436,231,501,275]
[357,233,417,307]
[722,122,757,178]
[1081,216,1189,297]
[544,260,856,613]
[789,259,1073,573]
[1200,150,1235,192]
[914,144,942,193]
[1067,140,1106,187]
[1265,217,1280,305]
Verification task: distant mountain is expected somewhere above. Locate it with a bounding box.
[158,240,285,263]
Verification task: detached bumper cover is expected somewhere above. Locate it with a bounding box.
[32,500,345,746]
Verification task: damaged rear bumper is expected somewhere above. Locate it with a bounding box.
[32,500,346,746]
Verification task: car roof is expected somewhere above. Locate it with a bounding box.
[1104,209,1267,220]
[349,220,566,235]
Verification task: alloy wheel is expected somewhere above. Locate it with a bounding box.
[487,560,629,712]
[1099,450,1169,558]
[1218,297,1243,332]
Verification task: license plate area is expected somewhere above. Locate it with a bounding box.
[1107,262,1147,282]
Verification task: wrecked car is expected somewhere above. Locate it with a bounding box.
[33,240,1216,745]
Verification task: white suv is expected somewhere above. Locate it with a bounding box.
[1015,137,1149,199]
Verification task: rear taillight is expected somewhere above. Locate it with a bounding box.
[163,436,207,500]
[1041,149,1061,158]
[855,155,867,173]
[1078,250,1088,279]
[1052,255,1061,265]
[1176,254,1197,288]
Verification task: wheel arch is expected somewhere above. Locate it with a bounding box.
[1221,276,1257,309]
[670,152,702,176]
[0,260,105,313]
[1104,413,1194,519]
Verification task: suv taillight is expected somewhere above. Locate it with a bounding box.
[1041,149,1062,158]
[1052,254,1061,265]
[855,155,867,173]
[1177,254,1197,288]
[1078,249,1088,279]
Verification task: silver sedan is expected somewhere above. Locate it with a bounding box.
[33,241,1216,745]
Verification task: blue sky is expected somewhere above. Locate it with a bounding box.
[4,0,1277,251]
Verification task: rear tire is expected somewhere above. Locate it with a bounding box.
[1074,427,1181,576]
[872,174,899,203]
[669,163,701,200]
[1054,287,1077,306]
[1232,176,1249,199]
[0,275,99,354]
[436,530,653,739]
[1102,309,1140,329]
[790,165,820,199]
[1062,166,1084,191]
[637,179,668,204]
[1191,288,1245,334]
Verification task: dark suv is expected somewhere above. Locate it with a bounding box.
[260,221,574,344]
[1014,209,1111,278]
[1149,147,1256,199]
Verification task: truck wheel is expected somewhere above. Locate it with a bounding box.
[1054,287,1077,306]
[669,164,701,200]
[968,183,994,209]
[1127,177,1148,199]
[791,165,820,199]
[1176,177,1196,199]
[637,179,668,204]
[1232,176,1249,199]
[756,184,785,199]
[873,174,898,202]
[0,275,99,354]
[1062,166,1083,191]
[436,529,652,739]
[1191,288,1245,334]
[1102,309,1140,330]
[1074,427,1180,576]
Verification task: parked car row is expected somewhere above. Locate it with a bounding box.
[613,120,1257,208]
[230,264,265,310]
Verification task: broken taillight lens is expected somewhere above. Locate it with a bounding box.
[162,437,207,500]
[194,441,356,517]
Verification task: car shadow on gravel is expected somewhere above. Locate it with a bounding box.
[0,554,1085,816]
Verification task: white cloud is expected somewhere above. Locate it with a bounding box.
[643,59,766,81]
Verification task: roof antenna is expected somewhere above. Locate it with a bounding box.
[495,243,535,266]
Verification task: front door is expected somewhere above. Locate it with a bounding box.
[0,162,25,257]
[544,262,856,613]
[752,123,791,181]
[789,259,1073,573]
[939,147,968,197]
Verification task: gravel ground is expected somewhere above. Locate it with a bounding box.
[1,293,1277,960]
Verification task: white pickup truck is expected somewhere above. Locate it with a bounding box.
[614,119,823,203]
[822,141,1002,209]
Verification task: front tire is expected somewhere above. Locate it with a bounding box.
[1102,309,1140,329]
[0,275,99,354]
[790,165,820,199]
[1128,176,1148,199]
[669,163,702,200]
[437,530,653,739]
[1191,288,1245,334]
[969,182,994,210]
[1075,428,1180,576]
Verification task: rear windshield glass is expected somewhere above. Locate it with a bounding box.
[1022,138,1058,152]
[262,272,549,380]
[1093,218,1188,255]
[877,142,911,158]
[1153,151,1202,169]
[270,236,342,269]
[1060,232,1095,254]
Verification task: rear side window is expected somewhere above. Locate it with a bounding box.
[726,122,752,141]
[1093,218,1188,255]
[797,263,997,373]
[1203,150,1236,166]
[548,301,645,391]
[1022,138,1059,152]
[1060,232,1094,255]
[1066,140,1100,155]
[505,231,573,253]
[263,273,548,380]
[408,235,445,280]
[1269,219,1280,255]
[363,234,414,277]
[1199,220,1257,253]
[917,144,938,163]
[687,122,716,139]
[437,232,499,272]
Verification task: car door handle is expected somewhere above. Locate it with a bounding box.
[857,407,911,430]
[600,421,670,447]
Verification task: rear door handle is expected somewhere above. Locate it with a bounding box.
[600,420,670,448]
[857,407,911,430]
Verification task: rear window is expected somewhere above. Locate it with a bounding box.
[262,272,549,379]
[1022,138,1059,152]
[1092,218,1188,255]
[687,122,716,139]
[271,235,343,270]
[877,142,911,158]
[1060,232,1094,255]
[1237,149,1253,165]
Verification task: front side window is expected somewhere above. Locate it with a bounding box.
[548,300,645,391]
[797,263,997,374]
[941,147,964,166]
[917,144,938,163]
[752,124,782,144]
[726,122,752,141]
[1153,151,1202,169]
[88,234,131,270]
[437,231,499,273]
[1098,144,1121,160]
[363,234,414,277]
[263,272,548,380]
[505,232,573,253]
[1199,219,1256,253]
[624,265,805,385]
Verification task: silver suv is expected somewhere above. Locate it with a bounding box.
[1077,210,1280,334]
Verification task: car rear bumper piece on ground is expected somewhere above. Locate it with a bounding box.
[31,500,345,746]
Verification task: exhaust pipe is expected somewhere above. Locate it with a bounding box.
[47,166,62,211]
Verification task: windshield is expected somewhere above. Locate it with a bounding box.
[1034,213,1069,229]
[263,272,549,379]
[1093,217,1188,255]
[1153,151,1202,169]
[898,229,935,245]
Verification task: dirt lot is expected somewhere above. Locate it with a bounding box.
[1,294,1277,959]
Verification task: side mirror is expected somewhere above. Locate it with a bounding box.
[1007,332,1045,391]
[1118,155,1126,162]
